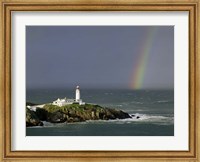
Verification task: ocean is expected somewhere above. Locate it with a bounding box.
[26,89,174,136]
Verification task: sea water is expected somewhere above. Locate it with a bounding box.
[26,89,174,136]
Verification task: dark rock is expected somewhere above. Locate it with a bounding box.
[67,117,74,123]
[108,109,131,119]
[27,103,132,126]
[47,110,67,123]
[26,108,43,127]
[38,122,44,126]
[35,108,48,121]
[136,116,140,119]
[67,117,84,123]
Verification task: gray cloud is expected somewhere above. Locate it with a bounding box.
[26,26,174,90]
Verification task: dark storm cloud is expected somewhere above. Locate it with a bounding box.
[26,26,174,89]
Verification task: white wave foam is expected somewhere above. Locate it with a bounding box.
[32,121,67,128]
[84,113,174,125]
[29,114,174,128]
[156,100,173,103]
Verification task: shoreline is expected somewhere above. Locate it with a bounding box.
[26,102,132,127]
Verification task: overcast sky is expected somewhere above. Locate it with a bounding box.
[26,26,174,90]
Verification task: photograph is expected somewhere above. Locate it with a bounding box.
[1,0,199,160]
[26,26,174,136]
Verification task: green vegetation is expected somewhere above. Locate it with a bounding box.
[26,103,131,126]
[43,103,103,113]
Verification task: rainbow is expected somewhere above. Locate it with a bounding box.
[130,28,157,90]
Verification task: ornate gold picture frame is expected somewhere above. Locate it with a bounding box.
[0,0,199,161]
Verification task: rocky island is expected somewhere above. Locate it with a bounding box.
[26,86,133,127]
[26,102,132,127]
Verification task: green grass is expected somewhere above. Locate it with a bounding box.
[43,103,103,113]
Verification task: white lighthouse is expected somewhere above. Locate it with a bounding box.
[52,86,85,106]
[75,86,80,102]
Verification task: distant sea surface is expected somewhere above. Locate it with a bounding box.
[26,89,174,136]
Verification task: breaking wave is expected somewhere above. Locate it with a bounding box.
[155,100,174,104]
[84,113,174,125]
[30,113,174,128]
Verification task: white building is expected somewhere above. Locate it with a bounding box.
[76,86,80,102]
[52,86,85,106]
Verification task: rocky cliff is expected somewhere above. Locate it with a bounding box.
[26,103,131,127]
[26,108,43,127]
